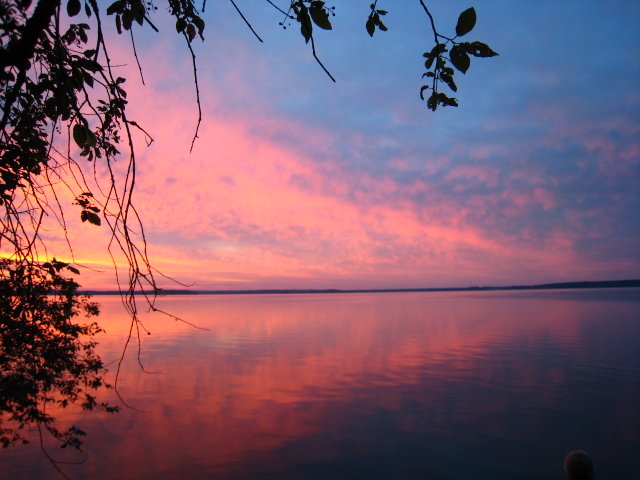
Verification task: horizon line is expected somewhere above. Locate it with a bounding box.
[79,279,640,295]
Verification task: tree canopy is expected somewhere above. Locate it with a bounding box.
[0,0,496,457]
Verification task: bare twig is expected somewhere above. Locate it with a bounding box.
[418,0,439,44]
[150,306,210,331]
[129,28,146,85]
[37,423,73,480]
[266,0,294,19]
[184,33,202,153]
[310,35,336,83]
[230,0,264,42]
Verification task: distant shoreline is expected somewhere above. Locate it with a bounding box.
[80,279,640,296]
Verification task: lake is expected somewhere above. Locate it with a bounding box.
[2,288,639,479]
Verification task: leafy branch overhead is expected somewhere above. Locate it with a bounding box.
[419,7,498,110]
[366,4,388,37]
[275,2,497,106]
[74,192,102,226]
[278,1,337,82]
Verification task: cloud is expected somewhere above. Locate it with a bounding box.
[30,1,639,290]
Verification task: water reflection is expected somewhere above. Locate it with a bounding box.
[3,289,639,479]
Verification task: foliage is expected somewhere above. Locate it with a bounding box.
[0,0,156,303]
[419,5,498,110]
[0,0,157,454]
[277,1,497,105]
[0,258,117,450]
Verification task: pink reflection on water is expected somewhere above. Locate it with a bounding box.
[3,290,639,479]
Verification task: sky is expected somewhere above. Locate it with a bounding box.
[44,1,640,290]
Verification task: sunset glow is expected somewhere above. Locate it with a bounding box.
[11,291,637,479]
[39,1,640,290]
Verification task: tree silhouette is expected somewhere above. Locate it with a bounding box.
[0,258,117,455]
[0,0,496,453]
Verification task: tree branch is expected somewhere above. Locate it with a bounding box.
[230,0,264,43]
[418,0,439,44]
[265,0,293,18]
[310,35,335,83]
[184,34,202,152]
[129,29,146,85]
[0,0,61,71]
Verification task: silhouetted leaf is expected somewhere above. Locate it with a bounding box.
[193,16,205,39]
[85,129,97,148]
[455,7,476,37]
[450,44,470,73]
[122,10,132,31]
[81,71,94,87]
[297,5,312,43]
[106,1,123,15]
[67,265,80,275]
[77,58,102,72]
[310,2,332,30]
[81,210,101,226]
[431,43,447,56]
[73,124,87,148]
[424,43,445,69]
[425,56,435,69]
[300,23,311,43]
[439,93,458,107]
[78,26,88,43]
[427,92,438,111]
[67,0,81,17]
[175,17,186,33]
[420,85,429,100]
[186,23,196,42]
[465,41,499,57]
[133,3,144,26]
[441,72,457,92]
[366,17,375,36]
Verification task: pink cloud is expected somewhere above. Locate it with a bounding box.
[39,90,624,289]
[19,21,636,292]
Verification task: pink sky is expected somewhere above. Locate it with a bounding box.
[18,1,640,290]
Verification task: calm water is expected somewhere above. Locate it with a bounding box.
[2,289,639,479]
